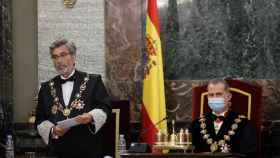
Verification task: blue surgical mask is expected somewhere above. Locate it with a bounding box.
[208,97,225,112]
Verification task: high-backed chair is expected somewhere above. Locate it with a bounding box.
[192,79,262,155]
[101,100,130,158]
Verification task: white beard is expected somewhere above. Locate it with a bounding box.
[56,65,73,77]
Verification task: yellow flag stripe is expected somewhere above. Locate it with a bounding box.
[142,15,167,133]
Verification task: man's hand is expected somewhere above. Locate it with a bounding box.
[53,126,68,137]
[75,113,93,124]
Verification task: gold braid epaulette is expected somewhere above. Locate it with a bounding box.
[199,114,244,152]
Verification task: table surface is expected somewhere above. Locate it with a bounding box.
[121,152,245,158]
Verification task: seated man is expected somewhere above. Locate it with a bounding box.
[190,80,257,157]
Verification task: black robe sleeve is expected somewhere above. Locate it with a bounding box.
[239,121,257,157]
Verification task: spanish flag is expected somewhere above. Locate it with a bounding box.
[141,0,167,145]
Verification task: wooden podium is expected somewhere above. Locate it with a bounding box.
[120,153,246,158]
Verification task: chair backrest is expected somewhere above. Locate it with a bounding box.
[102,100,130,158]
[192,79,262,154]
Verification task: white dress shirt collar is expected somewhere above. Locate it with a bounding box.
[212,110,227,117]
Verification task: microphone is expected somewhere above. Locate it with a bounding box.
[129,116,169,153]
[139,116,168,142]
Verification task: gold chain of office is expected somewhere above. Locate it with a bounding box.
[199,115,244,152]
[49,74,89,118]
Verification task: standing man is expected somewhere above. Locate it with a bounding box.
[35,38,111,158]
[190,80,256,157]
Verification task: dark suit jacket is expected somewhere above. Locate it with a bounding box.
[190,111,257,157]
[35,70,111,158]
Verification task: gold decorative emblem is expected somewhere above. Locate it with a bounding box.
[228,130,235,136]
[49,81,54,87]
[199,115,243,152]
[224,135,231,141]
[200,129,207,134]
[49,74,90,118]
[203,134,209,139]
[220,143,231,153]
[218,140,225,146]
[231,123,238,130]
[199,117,206,122]
[64,0,77,8]
[71,100,85,110]
[51,105,58,114]
[206,138,213,144]
[200,123,206,128]
[234,118,241,123]
[63,108,71,117]
[210,143,218,152]
[239,115,246,119]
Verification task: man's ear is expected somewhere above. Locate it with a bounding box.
[225,92,232,101]
[72,55,76,60]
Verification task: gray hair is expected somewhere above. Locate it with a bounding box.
[49,38,77,56]
[207,79,230,91]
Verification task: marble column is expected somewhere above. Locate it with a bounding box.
[0,0,13,98]
[105,0,144,121]
[0,0,13,125]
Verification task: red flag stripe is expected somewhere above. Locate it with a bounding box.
[147,0,160,34]
[140,102,158,145]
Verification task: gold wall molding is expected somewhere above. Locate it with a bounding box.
[64,0,77,8]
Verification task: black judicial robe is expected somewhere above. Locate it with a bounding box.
[190,111,257,157]
[35,70,111,158]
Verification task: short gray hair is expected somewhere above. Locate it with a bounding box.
[207,79,230,91]
[49,38,77,56]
